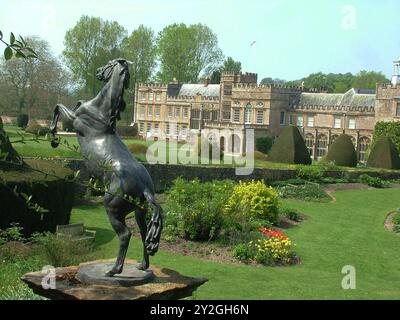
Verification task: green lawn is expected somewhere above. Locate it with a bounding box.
[71,188,400,299]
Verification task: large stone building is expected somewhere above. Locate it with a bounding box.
[134,58,400,161]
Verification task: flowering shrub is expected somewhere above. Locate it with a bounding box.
[233,227,297,265]
[224,180,280,224]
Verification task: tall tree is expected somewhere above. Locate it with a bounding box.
[0,36,70,118]
[210,56,242,84]
[63,15,127,96]
[121,25,156,124]
[352,70,389,90]
[156,23,222,83]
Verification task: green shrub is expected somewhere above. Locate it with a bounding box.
[0,159,75,236]
[367,137,400,169]
[280,207,302,222]
[164,178,235,241]
[25,123,49,136]
[268,126,311,165]
[127,143,148,155]
[296,165,324,182]
[31,232,92,267]
[225,180,280,224]
[326,134,357,167]
[0,116,3,129]
[256,136,273,154]
[232,243,256,263]
[62,118,74,132]
[16,114,29,128]
[358,174,390,188]
[277,183,330,202]
[392,212,400,225]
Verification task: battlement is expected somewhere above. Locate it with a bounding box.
[138,83,168,89]
[376,82,400,99]
[232,83,305,90]
[167,95,194,101]
[291,104,375,113]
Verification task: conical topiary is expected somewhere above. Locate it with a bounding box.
[367,137,400,169]
[326,133,357,167]
[268,126,311,165]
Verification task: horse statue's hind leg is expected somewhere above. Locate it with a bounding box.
[134,204,150,270]
[104,191,133,277]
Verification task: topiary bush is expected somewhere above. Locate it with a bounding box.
[268,126,311,165]
[256,136,273,154]
[367,137,400,170]
[16,114,29,128]
[373,121,400,152]
[164,178,235,241]
[325,134,357,167]
[224,180,280,226]
[0,159,75,236]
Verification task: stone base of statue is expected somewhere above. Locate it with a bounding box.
[21,259,208,300]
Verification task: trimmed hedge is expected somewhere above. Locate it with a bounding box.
[0,159,75,236]
[373,121,400,152]
[117,125,137,137]
[268,126,311,165]
[325,134,357,167]
[367,137,400,169]
[16,114,29,128]
[127,143,148,155]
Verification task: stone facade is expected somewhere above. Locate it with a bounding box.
[134,66,400,162]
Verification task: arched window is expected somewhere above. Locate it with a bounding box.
[244,103,252,124]
[220,136,225,152]
[358,137,370,162]
[305,133,315,157]
[317,134,328,157]
[350,136,356,149]
[330,134,339,145]
[229,134,241,154]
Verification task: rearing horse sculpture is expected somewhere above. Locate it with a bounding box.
[49,58,163,277]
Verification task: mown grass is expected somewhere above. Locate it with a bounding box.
[69,188,400,299]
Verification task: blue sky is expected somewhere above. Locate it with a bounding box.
[1,0,399,81]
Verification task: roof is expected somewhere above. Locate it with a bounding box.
[177,84,220,97]
[298,88,375,108]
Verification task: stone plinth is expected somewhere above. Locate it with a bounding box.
[21,259,208,300]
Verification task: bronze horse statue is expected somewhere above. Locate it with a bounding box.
[49,58,163,276]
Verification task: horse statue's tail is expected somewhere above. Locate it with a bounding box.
[143,190,163,256]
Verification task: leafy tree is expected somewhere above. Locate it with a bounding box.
[259,77,286,86]
[121,25,157,124]
[352,70,389,90]
[156,23,222,83]
[211,56,242,84]
[63,15,127,96]
[0,36,71,118]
